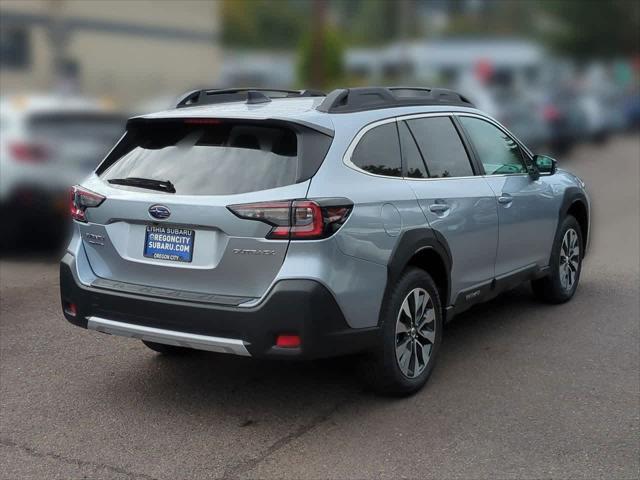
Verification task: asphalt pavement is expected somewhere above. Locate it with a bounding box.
[1,136,639,479]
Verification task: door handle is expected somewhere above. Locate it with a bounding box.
[429,203,450,214]
[497,195,513,205]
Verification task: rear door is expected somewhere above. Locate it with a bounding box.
[400,114,499,300]
[78,118,331,301]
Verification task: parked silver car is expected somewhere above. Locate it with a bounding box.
[60,87,590,395]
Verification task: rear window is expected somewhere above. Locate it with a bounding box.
[100,120,330,196]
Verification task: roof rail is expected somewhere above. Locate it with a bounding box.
[176,88,325,109]
[316,87,474,113]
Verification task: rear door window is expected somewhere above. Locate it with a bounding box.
[406,116,474,178]
[101,120,315,195]
[350,122,401,177]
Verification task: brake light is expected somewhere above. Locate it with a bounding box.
[70,185,105,222]
[183,118,223,125]
[228,199,352,240]
[9,142,50,163]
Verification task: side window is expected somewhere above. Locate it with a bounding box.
[351,122,401,177]
[406,117,473,178]
[398,121,427,178]
[458,116,527,175]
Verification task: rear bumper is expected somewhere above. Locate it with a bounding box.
[60,254,377,359]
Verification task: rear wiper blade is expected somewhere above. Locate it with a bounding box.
[108,177,176,193]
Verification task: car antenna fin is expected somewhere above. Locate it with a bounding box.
[246,91,272,105]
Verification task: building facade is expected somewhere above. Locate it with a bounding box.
[0,0,220,105]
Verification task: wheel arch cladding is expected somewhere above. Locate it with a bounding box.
[385,228,452,311]
[567,201,589,255]
[559,187,589,256]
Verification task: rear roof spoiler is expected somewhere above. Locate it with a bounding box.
[126,115,334,138]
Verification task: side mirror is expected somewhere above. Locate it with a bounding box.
[533,154,557,175]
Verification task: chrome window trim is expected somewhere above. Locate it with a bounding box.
[453,112,535,160]
[343,111,480,181]
[402,174,480,182]
[342,116,405,180]
[342,110,535,181]
[397,111,479,181]
[396,110,471,122]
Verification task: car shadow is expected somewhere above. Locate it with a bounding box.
[86,283,559,424]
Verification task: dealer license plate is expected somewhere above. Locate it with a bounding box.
[143,225,195,263]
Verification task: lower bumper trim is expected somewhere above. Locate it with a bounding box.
[87,316,251,356]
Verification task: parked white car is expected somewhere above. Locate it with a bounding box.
[0,94,126,246]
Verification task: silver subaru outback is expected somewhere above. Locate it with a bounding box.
[60,87,590,395]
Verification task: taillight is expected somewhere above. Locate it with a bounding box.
[70,185,105,222]
[228,199,352,240]
[9,142,50,163]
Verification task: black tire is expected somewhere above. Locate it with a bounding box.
[362,268,443,396]
[532,215,583,304]
[141,340,191,355]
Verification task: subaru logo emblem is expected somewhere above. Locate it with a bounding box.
[148,204,171,220]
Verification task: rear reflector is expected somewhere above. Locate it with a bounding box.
[63,302,77,317]
[276,334,301,348]
[227,198,352,240]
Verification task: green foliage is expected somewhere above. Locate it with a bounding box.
[296,26,345,89]
[221,0,311,49]
[219,0,639,61]
[443,0,539,37]
[332,0,420,45]
[539,0,640,59]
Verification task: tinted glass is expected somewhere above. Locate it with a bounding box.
[398,121,427,179]
[351,122,401,177]
[459,116,527,175]
[102,122,299,195]
[406,117,473,178]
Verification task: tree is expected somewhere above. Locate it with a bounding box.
[297,25,345,89]
[220,0,311,49]
[539,0,640,59]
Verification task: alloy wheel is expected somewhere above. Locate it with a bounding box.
[395,288,436,378]
[559,228,580,291]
